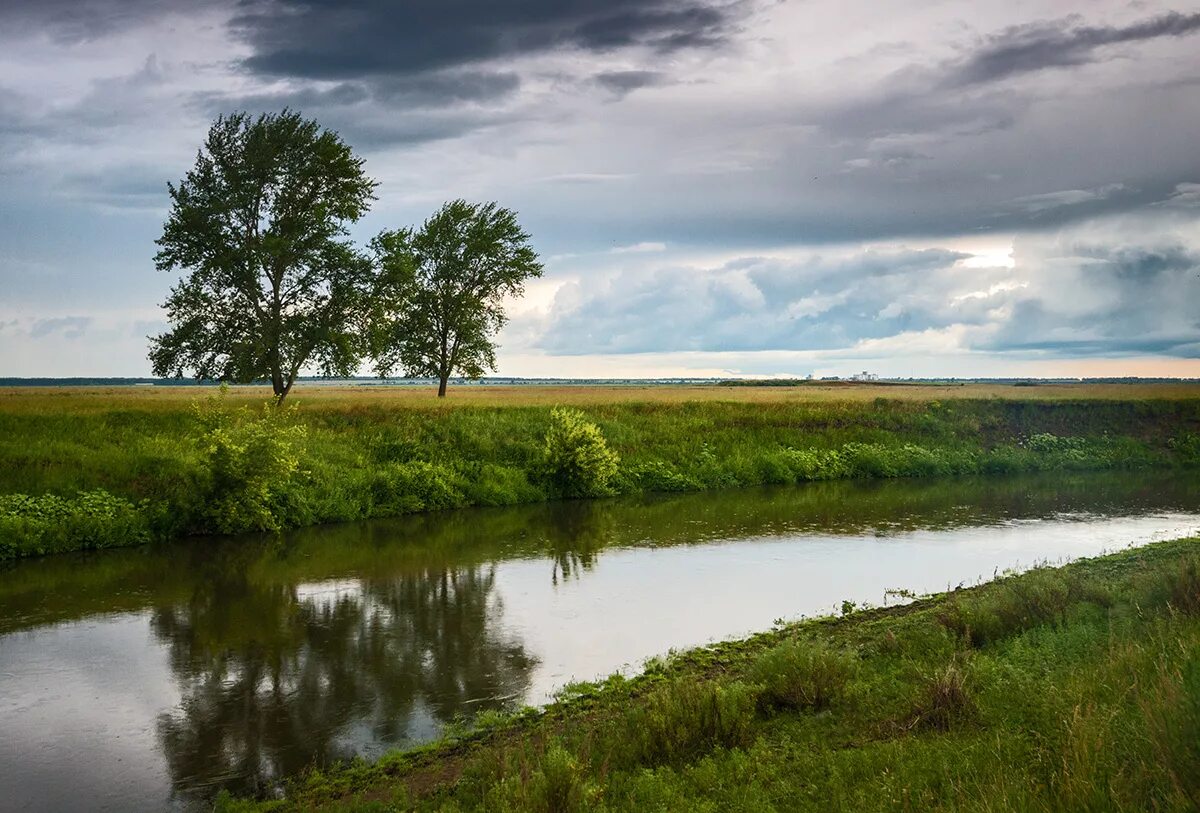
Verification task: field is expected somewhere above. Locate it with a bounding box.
[3,382,1200,560]
[7,380,1200,412]
[216,536,1200,812]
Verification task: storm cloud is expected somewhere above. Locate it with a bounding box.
[2,0,1200,376]
[232,0,744,78]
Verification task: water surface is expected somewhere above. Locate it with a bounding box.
[2,472,1199,810]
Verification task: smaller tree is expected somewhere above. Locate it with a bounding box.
[370,200,543,396]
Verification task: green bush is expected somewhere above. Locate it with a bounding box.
[529,743,588,813]
[0,489,152,559]
[542,407,620,498]
[190,388,308,534]
[939,568,1109,646]
[369,461,467,514]
[909,660,975,731]
[749,639,857,711]
[610,679,758,767]
[1137,555,1200,616]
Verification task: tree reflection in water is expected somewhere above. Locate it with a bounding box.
[152,561,534,801]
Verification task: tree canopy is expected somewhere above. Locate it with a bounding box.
[149,110,377,402]
[370,200,543,396]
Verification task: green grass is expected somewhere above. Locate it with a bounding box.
[215,537,1200,812]
[3,384,1200,559]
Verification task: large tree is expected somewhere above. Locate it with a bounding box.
[370,200,543,397]
[150,111,377,403]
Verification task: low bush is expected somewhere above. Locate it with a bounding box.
[0,489,153,558]
[608,679,758,767]
[529,744,588,813]
[542,408,620,498]
[749,639,857,711]
[1138,555,1200,616]
[908,660,975,731]
[939,568,1109,647]
[368,461,467,515]
[190,387,308,534]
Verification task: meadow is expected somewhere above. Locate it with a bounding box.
[215,536,1200,812]
[3,381,1200,559]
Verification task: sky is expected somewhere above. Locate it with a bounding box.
[1,0,1199,379]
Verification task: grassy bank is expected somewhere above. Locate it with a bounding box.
[218,537,1200,812]
[3,383,1200,559]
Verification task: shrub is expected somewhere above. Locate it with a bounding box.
[909,660,975,731]
[190,387,308,534]
[749,639,857,711]
[369,460,467,515]
[0,489,152,559]
[939,568,1104,647]
[541,408,620,498]
[611,679,758,767]
[530,743,587,813]
[1138,555,1200,616]
[627,460,700,492]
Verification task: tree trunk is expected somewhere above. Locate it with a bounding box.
[272,370,292,406]
[437,374,448,398]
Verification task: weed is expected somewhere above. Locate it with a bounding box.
[908,659,975,731]
[749,639,856,711]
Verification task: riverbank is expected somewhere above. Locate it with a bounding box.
[219,536,1200,812]
[3,383,1200,560]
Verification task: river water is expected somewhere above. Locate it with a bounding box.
[1,472,1198,811]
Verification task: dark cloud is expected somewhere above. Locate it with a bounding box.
[194,70,525,148]
[232,0,743,80]
[594,70,668,96]
[29,316,92,340]
[0,0,199,42]
[944,11,1200,88]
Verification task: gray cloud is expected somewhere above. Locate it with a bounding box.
[196,70,526,147]
[983,239,1200,357]
[536,211,1200,360]
[944,11,1200,88]
[232,0,743,79]
[29,316,92,340]
[540,249,975,354]
[594,70,668,96]
[0,0,201,42]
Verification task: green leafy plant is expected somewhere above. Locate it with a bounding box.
[190,386,308,533]
[542,407,619,498]
[0,489,152,558]
[749,639,857,711]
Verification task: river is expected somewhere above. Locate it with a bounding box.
[1,471,1198,810]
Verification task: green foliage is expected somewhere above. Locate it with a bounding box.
[150,110,377,400]
[368,461,466,514]
[190,387,308,533]
[2,391,1199,557]
[529,744,588,813]
[611,679,759,767]
[749,639,856,711]
[908,660,975,731]
[542,407,619,497]
[938,567,1110,647]
[0,489,151,558]
[1137,554,1200,616]
[369,200,543,396]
